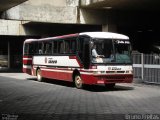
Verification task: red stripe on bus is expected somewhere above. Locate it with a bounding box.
[23,68,32,75]
[23,60,32,65]
[69,56,76,59]
[42,69,72,82]
[55,34,78,39]
[23,56,32,58]
[42,67,72,71]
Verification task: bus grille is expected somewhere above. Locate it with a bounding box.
[96,75,133,82]
[106,71,125,73]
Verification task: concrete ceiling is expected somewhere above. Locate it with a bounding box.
[0,0,28,12]
[81,0,160,12]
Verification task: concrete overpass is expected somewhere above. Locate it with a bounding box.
[81,0,160,11]
[0,0,27,12]
[0,0,160,69]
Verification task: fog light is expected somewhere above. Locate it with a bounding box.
[97,80,104,84]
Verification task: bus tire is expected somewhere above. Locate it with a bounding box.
[37,69,43,82]
[105,83,115,89]
[74,75,83,89]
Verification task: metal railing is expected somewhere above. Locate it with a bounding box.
[132,53,160,84]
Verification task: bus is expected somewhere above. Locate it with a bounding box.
[23,32,133,89]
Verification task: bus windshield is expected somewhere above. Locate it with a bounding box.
[91,39,132,64]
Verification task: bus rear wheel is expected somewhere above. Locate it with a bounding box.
[74,75,83,89]
[37,69,43,82]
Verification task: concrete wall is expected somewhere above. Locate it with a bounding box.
[0,19,22,35]
[0,0,27,12]
[81,0,101,6]
[0,0,118,36]
[2,0,115,26]
[27,0,79,7]
[81,0,108,6]
[79,9,106,24]
[2,0,79,23]
[79,9,117,32]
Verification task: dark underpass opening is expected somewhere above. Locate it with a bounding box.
[0,23,102,69]
[1,21,159,70]
[116,11,160,54]
[119,27,160,54]
[23,22,102,37]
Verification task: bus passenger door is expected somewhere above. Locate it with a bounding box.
[78,37,91,69]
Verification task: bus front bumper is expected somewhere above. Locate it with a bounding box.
[81,74,133,85]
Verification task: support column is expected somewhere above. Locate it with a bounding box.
[102,12,117,32]
[8,41,10,68]
[141,53,144,81]
[102,24,108,32]
[102,24,117,32]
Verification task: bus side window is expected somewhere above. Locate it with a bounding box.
[64,38,76,54]
[58,41,64,54]
[43,42,52,54]
[43,42,46,54]
[71,40,76,53]
[53,41,58,54]
[33,42,39,54]
[24,43,29,55]
[28,43,35,55]
[38,42,43,54]
[69,38,76,54]
[65,41,70,53]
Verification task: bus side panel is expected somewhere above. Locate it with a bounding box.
[41,68,73,82]
[23,56,33,75]
[81,74,97,85]
[23,67,32,75]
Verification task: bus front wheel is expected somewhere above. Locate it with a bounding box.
[74,75,83,89]
[37,69,43,82]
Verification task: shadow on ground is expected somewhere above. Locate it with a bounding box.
[0,68,22,73]
[27,77,134,92]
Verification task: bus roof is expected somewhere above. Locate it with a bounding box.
[24,32,129,42]
[79,32,129,40]
[24,33,78,42]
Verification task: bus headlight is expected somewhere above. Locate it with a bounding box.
[126,70,133,74]
[93,71,101,74]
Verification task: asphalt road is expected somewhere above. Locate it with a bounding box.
[0,73,160,120]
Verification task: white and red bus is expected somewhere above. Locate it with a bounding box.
[23,32,133,89]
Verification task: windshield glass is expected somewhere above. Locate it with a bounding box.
[91,39,132,64]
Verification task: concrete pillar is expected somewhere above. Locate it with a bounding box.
[8,41,10,68]
[141,53,144,81]
[102,22,117,32]
[102,12,117,32]
[109,24,117,32]
[102,24,108,32]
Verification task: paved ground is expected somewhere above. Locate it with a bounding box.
[0,73,160,120]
